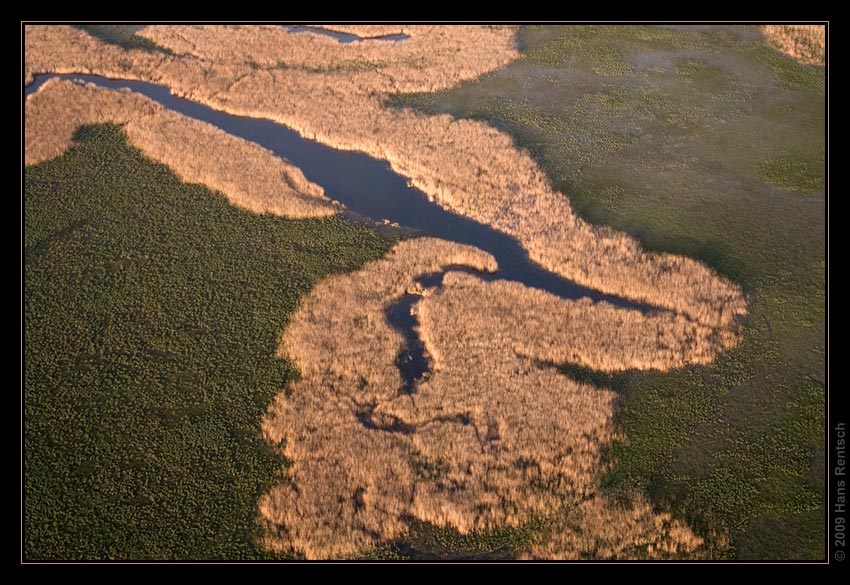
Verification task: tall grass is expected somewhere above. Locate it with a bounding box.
[259,239,498,558]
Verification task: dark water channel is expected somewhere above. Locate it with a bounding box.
[26,74,638,388]
[282,25,410,43]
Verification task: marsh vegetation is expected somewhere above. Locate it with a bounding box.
[23,24,824,560]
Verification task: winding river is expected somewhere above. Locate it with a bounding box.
[25,73,639,384]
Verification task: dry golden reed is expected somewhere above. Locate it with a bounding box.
[260,238,714,558]
[416,272,741,374]
[25,78,336,217]
[762,25,825,66]
[260,239,498,558]
[520,495,704,560]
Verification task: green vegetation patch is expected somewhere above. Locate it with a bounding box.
[24,124,392,559]
[757,155,825,192]
[747,42,824,94]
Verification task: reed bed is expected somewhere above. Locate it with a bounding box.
[260,239,714,558]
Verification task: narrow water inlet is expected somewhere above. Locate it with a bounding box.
[385,268,494,394]
[387,292,429,395]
